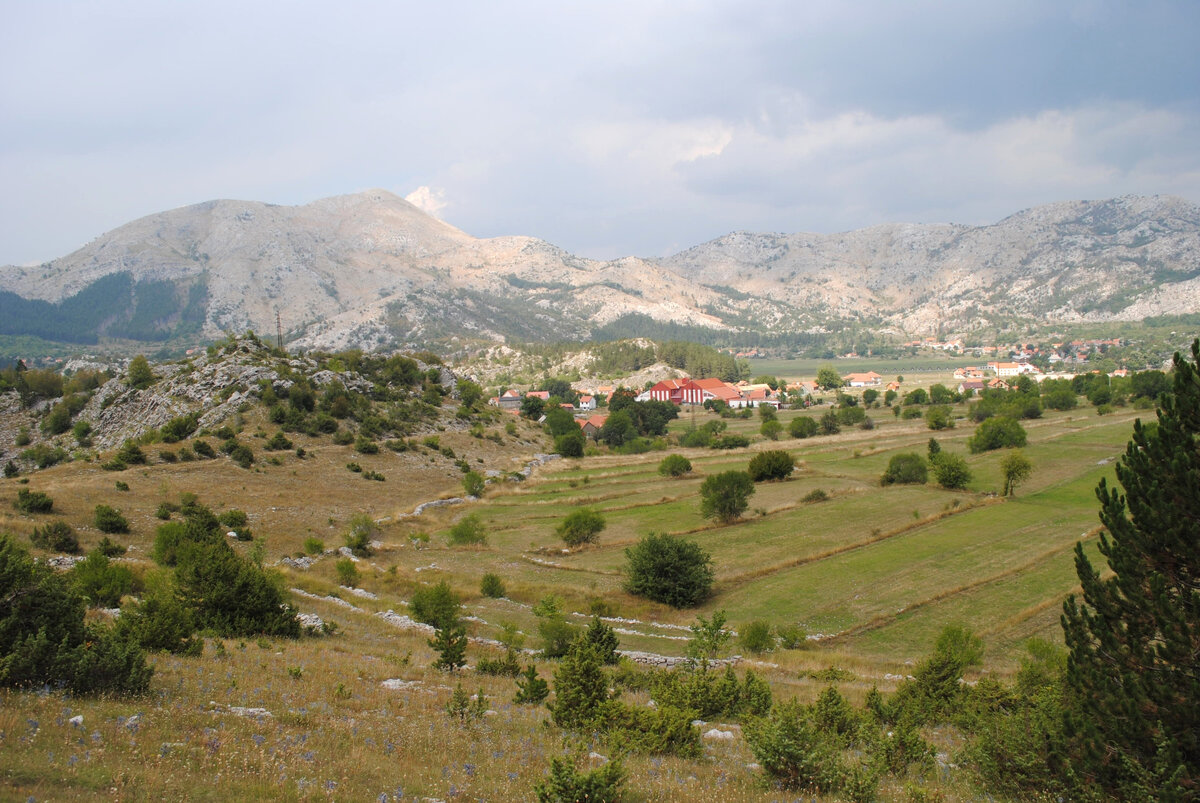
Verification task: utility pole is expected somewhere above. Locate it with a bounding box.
[276,310,283,352]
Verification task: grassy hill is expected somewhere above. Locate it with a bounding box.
[0,350,1146,800]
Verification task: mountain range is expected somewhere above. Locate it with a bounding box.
[1,190,1198,352]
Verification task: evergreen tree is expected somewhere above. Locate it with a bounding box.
[514,664,550,704]
[548,639,610,730]
[581,615,619,664]
[1061,339,1200,798]
[429,617,468,672]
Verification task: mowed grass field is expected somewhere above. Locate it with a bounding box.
[0,393,1143,800]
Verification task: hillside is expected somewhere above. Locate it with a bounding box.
[1,191,1198,352]
[0,339,1163,800]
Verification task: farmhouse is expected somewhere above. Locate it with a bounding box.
[843,371,882,387]
[577,395,596,411]
[578,414,608,438]
[987,362,1022,377]
[641,378,706,405]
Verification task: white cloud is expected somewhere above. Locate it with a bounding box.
[404,186,448,219]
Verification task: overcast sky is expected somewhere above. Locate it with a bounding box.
[3,0,1199,265]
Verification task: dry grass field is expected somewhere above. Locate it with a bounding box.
[0,387,1144,801]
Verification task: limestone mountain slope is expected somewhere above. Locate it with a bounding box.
[2,191,1197,351]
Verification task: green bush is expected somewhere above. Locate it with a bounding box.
[514,664,550,704]
[70,549,134,607]
[480,572,505,598]
[967,416,1027,453]
[554,428,586,457]
[116,441,147,465]
[534,754,626,803]
[881,453,928,485]
[711,433,751,449]
[836,405,867,426]
[22,444,69,469]
[303,536,325,555]
[96,537,126,557]
[930,453,972,490]
[94,504,130,534]
[745,699,843,793]
[740,620,775,653]
[556,507,606,547]
[549,640,612,729]
[335,557,360,587]
[345,513,375,557]
[624,533,713,608]
[699,470,756,522]
[747,450,795,482]
[802,488,829,503]
[192,439,216,458]
[447,513,486,546]
[30,520,80,553]
[265,431,293,451]
[160,413,199,443]
[409,581,460,627]
[0,534,151,695]
[462,470,485,497]
[475,649,521,677]
[658,454,692,477]
[228,444,255,468]
[14,489,54,514]
[760,419,783,440]
[925,405,955,430]
[116,589,201,656]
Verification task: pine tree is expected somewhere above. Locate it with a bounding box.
[1061,339,1200,798]
[548,640,610,730]
[429,617,467,672]
[514,664,549,705]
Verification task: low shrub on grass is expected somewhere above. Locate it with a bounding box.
[14,489,54,514]
[30,520,80,553]
[94,504,130,534]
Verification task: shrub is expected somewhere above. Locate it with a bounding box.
[30,520,81,553]
[303,536,325,555]
[94,504,130,534]
[70,549,134,607]
[534,595,578,658]
[534,754,626,803]
[409,581,460,627]
[802,488,829,503]
[819,410,841,434]
[116,590,201,655]
[160,413,199,443]
[14,489,54,514]
[462,470,485,497]
[96,537,126,557]
[930,452,972,490]
[228,443,255,468]
[335,557,360,587]
[624,533,713,608]
[447,513,487,546]
[582,615,620,665]
[556,507,606,547]
[740,620,775,653]
[789,416,819,438]
[126,355,155,389]
[836,405,866,426]
[760,419,783,440]
[265,431,293,451]
[554,428,586,457]
[925,405,955,430]
[901,406,924,419]
[777,623,809,649]
[514,664,550,704]
[192,439,216,458]
[711,433,751,449]
[1000,449,1033,496]
[747,450,795,482]
[475,649,521,677]
[0,534,151,695]
[549,640,612,729]
[22,443,69,469]
[700,470,756,522]
[881,453,928,485]
[968,416,1027,453]
[345,512,375,557]
[745,699,843,793]
[3,460,17,478]
[429,619,468,672]
[116,440,147,465]
[658,454,692,477]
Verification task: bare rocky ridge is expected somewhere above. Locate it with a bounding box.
[1,191,1197,350]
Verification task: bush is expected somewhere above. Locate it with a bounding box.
[303,536,325,555]
[624,533,714,608]
[556,507,606,547]
[96,537,126,557]
[409,581,460,627]
[819,410,841,434]
[748,450,795,482]
[117,590,201,655]
[925,405,955,430]
[802,488,829,503]
[14,489,54,514]
[554,428,586,457]
[476,649,521,677]
[930,452,972,490]
[447,513,487,546]
[265,431,293,451]
[760,419,783,440]
[30,520,81,553]
[745,699,843,793]
[94,504,130,534]
[228,443,255,468]
[335,557,360,587]
[967,416,1027,453]
[534,754,626,803]
[192,439,216,458]
[514,663,551,704]
[711,433,751,449]
[345,512,375,557]
[881,453,928,485]
[740,620,775,653]
[836,406,866,426]
[549,640,612,729]
[658,454,692,477]
[789,416,819,438]
[699,470,756,522]
[0,534,151,695]
[160,413,199,443]
[462,470,485,497]
[70,549,134,607]
[480,572,506,598]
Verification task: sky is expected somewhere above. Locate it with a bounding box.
[2,0,1199,265]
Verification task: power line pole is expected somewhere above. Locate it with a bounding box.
[276,310,283,352]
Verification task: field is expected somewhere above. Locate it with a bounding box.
[0,391,1144,800]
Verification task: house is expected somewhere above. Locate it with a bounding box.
[491,388,524,410]
[786,380,819,397]
[885,381,901,392]
[953,366,984,380]
[525,390,551,401]
[644,378,705,405]
[843,371,882,387]
[740,387,780,408]
[987,377,1009,389]
[579,414,608,439]
[988,362,1022,378]
[692,377,743,405]
[577,395,596,412]
[958,379,986,396]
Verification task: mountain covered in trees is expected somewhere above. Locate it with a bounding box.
[1,190,1198,352]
